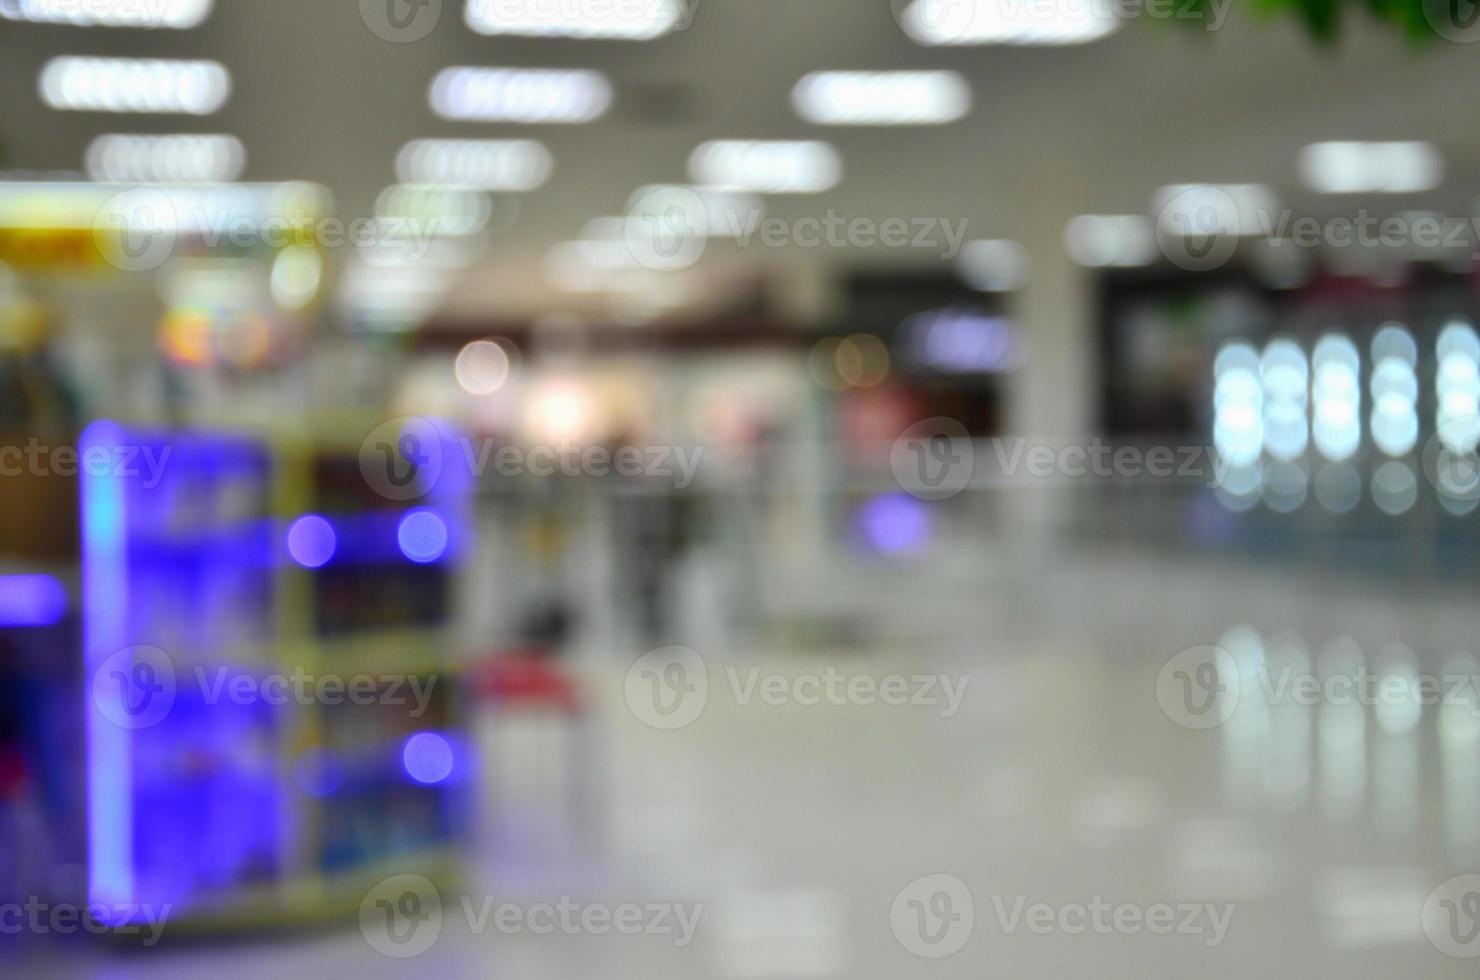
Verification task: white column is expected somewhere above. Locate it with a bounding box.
[1003,173,1097,542]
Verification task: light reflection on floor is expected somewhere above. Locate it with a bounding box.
[21,551,1480,978]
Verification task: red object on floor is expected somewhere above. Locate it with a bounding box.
[473,650,582,711]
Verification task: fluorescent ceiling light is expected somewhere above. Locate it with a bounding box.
[1063,215,1155,267]
[1299,141,1442,194]
[396,139,552,191]
[899,0,1118,45]
[792,70,970,126]
[464,0,684,38]
[430,67,612,124]
[86,134,244,183]
[40,57,230,114]
[1,0,211,28]
[688,140,841,194]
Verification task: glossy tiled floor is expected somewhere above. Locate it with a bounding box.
[22,548,1480,977]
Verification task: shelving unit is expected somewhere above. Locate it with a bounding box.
[81,419,472,932]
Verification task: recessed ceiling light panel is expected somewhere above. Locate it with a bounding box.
[898,0,1119,45]
[396,139,553,191]
[2,0,211,28]
[792,70,970,126]
[1299,141,1442,194]
[464,0,685,38]
[688,140,841,194]
[430,67,612,123]
[40,57,230,114]
[86,134,244,183]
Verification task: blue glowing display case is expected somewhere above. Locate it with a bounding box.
[81,421,471,930]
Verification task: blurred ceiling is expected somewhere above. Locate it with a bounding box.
[2,1,1479,269]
